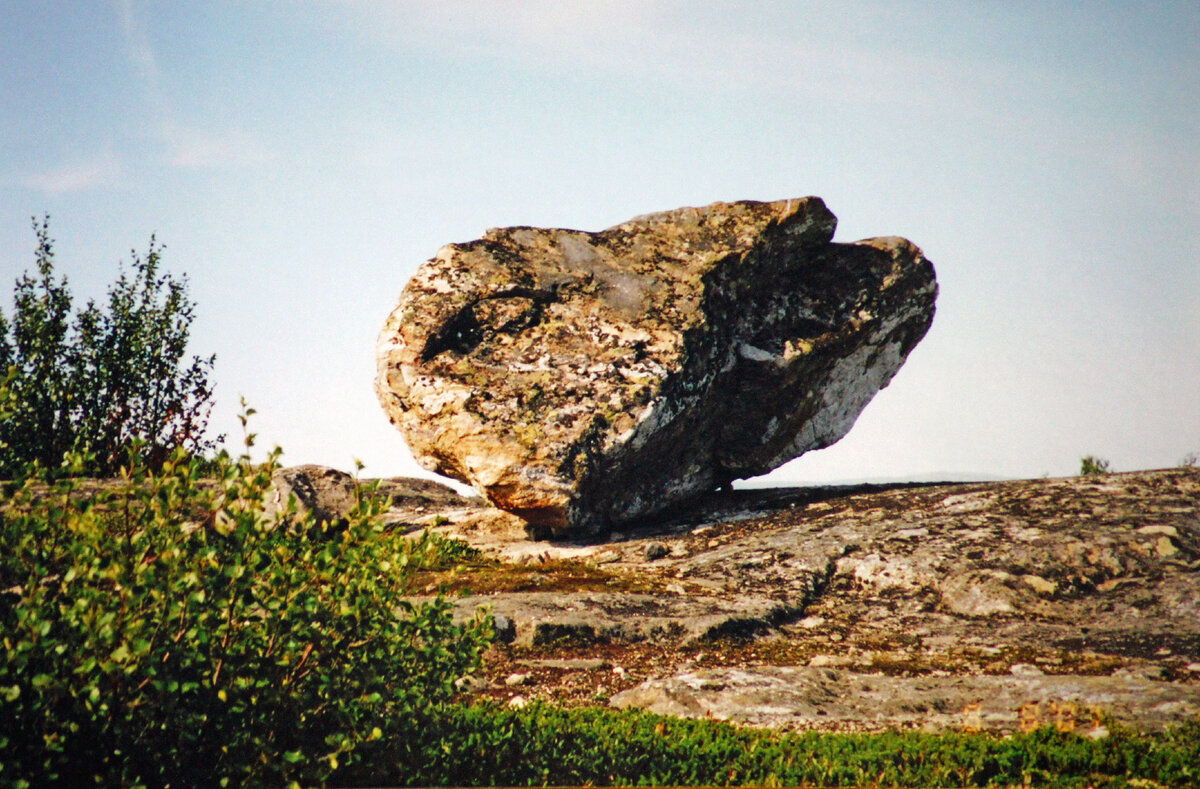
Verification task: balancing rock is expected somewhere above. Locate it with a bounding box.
[376,197,936,536]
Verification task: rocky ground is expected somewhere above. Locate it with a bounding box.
[380,467,1200,735]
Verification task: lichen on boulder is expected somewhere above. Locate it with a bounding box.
[376,197,937,536]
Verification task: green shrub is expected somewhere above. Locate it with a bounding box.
[1080,455,1112,476]
[372,703,1199,788]
[0,406,492,787]
[0,216,217,477]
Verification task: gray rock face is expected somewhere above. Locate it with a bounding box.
[420,467,1200,734]
[609,667,1200,733]
[377,197,936,535]
[267,464,474,529]
[267,465,358,527]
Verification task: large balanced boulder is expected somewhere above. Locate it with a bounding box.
[376,197,936,536]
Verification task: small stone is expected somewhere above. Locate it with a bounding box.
[1154,536,1178,558]
[492,613,516,643]
[1137,524,1179,537]
[504,672,532,687]
[1021,574,1057,595]
[265,465,358,527]
[1009,663,1045,677]
[797,616,826,629]
[454,674,492,693]
[1186,663,1200,673]
[508,695,528,709]
[1112,665,1165,681]
[644,542,670,561]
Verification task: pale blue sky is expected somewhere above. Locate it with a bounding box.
[2,1,1197,484]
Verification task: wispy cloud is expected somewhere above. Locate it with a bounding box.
[372,0,675,52]
[116,0,271,171]
[19,150,122,194]
[330,1,701,79]
[327,1,1026,120]
[161,123,274,169]
[116,0,161,94]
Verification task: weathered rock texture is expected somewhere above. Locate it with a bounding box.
[377,198,936,535]
[266,464,476,530]
[409,467,1200,734]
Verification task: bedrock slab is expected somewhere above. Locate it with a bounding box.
[437,468,1200,733]
[610,666,1200,733]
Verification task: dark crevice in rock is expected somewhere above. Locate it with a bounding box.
[420,287,556,362]
[419,300,484,360]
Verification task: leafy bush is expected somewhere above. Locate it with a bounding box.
[1080,455,1112,476]
[0,216,217,477]
[0,406,493,787]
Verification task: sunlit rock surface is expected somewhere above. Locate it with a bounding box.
[376,197,936,535]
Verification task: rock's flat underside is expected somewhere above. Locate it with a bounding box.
[377,198,937,535]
